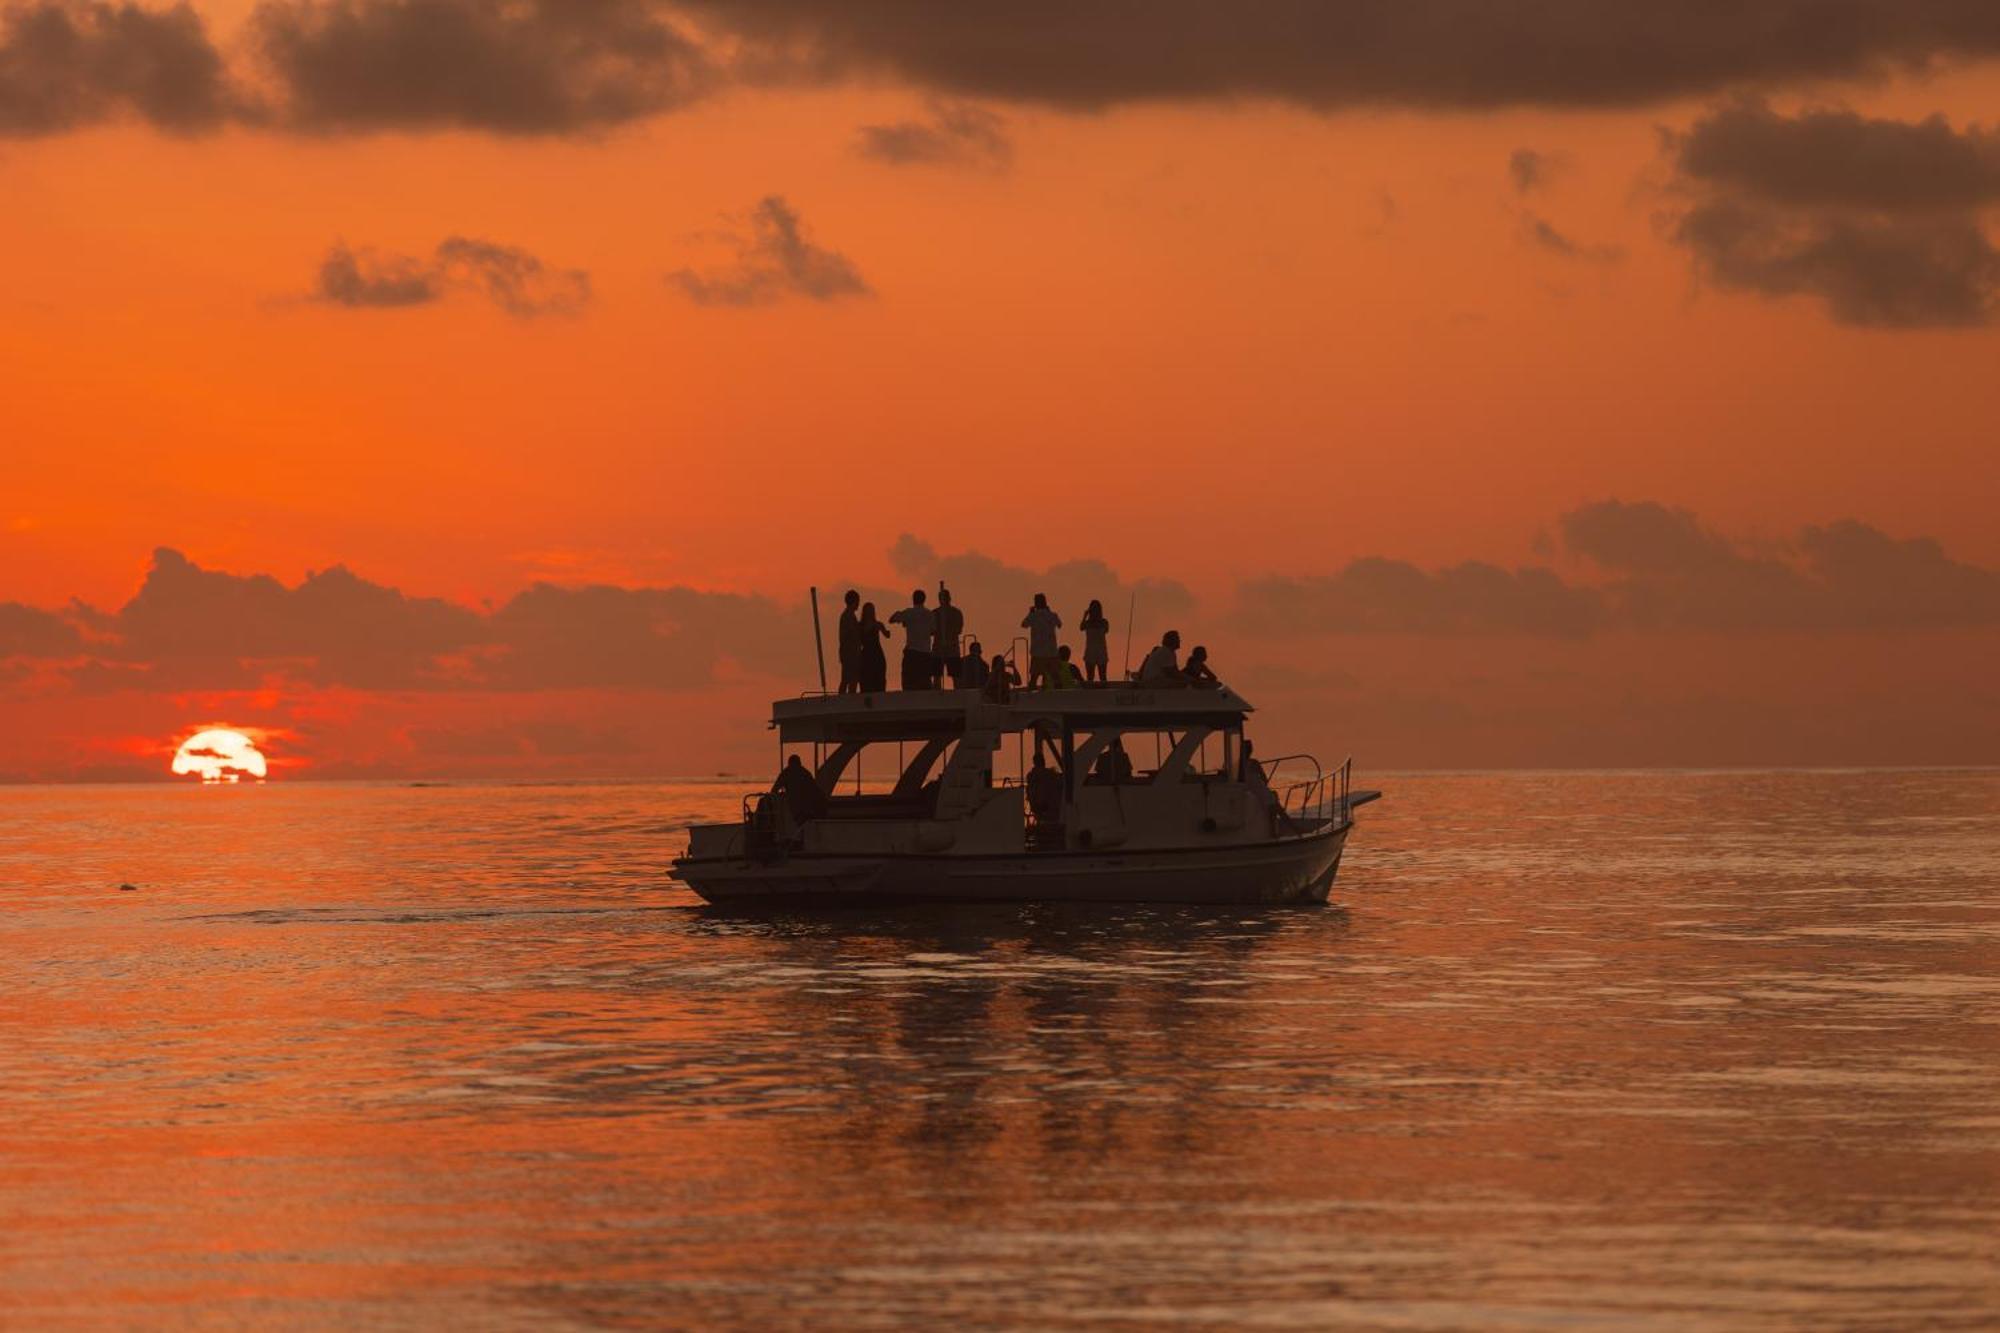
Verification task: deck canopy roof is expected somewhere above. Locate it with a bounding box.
[771,686,1254,744]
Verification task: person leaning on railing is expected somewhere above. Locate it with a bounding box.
[1182,645,1220,689]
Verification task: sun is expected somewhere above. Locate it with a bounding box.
[172,729,270,784]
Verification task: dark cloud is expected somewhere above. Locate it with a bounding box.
[7,522,1993,707]
[109,547,485,688]
[1240,500,2000,637]
[313,236,591,317]
[855,99,1010,169]
[668,196,870,307]
[1239,559,1602,638]
[483,583,803,689]
[19,2,2000,141]
[1797,518,2000,630]
[883,534,1194,653]
[1666,102,2000,328]
[686,1,2000,112]
[0,601,82,657]
[1566,499,2000,631]
[1673,198,1999,327]
[0,0,231,135]
[7,538,1195,695]
[1673,100,2000,213]
[57,547,806,693]
[249,0,711,134]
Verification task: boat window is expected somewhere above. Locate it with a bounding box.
[800,739,955,798]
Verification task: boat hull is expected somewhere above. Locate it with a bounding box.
[672,825,1350,907]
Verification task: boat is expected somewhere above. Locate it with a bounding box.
[670,679,1380,907]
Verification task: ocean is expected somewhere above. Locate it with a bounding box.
[4,770,1998,1328]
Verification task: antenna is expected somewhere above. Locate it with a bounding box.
[808,586,827,692]
[1122,589,1138,679]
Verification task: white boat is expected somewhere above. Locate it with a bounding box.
[671,683,1380,907]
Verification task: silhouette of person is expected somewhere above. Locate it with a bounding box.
[933,588,965,688]
[1049,644,1085,689]
[1240,737,1282,833]
[1021,592,1062,689]
[1183,644,1220,689]
[958,639,990,691]
[982,653,1020,703]
[889,589,937,691]
[1026,750,1063,825]
[1091,738,1134,784]
[775,754,827,821]
[1240,736,1268,788]
[1137,630,1187,687]
[836,588,862,694]
[857,601,890,694]
[1080,598,1111,684]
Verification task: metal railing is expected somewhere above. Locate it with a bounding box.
[1265,754,1354,837]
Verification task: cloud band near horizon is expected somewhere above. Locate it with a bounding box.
[12,1,2000,141]
[3,502,1996,706]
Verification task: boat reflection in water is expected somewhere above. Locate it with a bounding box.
[673,683,1380,906]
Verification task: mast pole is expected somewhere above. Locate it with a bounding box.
[1122,590,1138,680]
[809,586,827,692]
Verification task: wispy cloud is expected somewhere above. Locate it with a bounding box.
[856,100,1011,170]
[668,196,871,307]
[312,236,591,317]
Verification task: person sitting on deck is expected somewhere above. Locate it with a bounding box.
[774,754,827,822]
[1021,593,1062,689]
[957,640,990,691]
[1136,630,1188,687]
[982,653,1020,703]
[889,590,937,691]
[1048,644,1086,689]
[1182,645,1220,689]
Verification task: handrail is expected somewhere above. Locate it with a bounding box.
[1257,752,1322,788]
[1267,754,1355,839]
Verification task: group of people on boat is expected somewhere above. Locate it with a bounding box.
[834,588,1224,699]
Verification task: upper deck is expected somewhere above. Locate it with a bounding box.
[771,686,1254,743]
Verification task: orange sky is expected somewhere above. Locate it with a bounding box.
[2,4,1997,778]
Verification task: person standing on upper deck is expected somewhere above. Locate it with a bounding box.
[1021,593,1062,689]
[933,588,965,688]
[1080,599,1111,684]
[889,589,938,691]
[857,601,890,693]
[836,588,863,694]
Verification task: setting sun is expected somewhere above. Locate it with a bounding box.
[171,729,269,784]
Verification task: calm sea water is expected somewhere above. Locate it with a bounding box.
[3,771,1998,1329]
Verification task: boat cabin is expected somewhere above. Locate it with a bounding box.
[687,684,1341,864]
